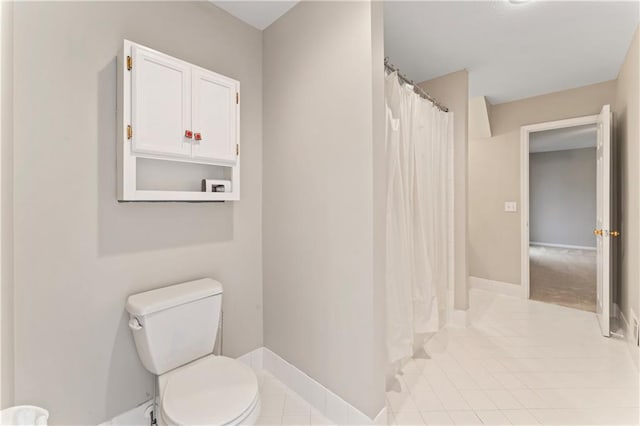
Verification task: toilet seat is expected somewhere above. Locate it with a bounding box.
[161,355,259,425]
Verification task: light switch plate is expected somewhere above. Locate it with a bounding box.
[504,201,518,212]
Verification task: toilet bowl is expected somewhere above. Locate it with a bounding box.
[158,355,260,426]
[126,279,260,425]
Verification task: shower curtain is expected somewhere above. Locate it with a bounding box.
[385,71,453,364]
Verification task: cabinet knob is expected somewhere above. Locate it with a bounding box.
[185,130,193,139]
[194,132,202,141]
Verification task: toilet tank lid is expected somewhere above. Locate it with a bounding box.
[126,278,223,316]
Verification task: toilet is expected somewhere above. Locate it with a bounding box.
[126,279,260,425]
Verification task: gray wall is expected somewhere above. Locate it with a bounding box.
[530,148,597,248]
[615,25,639,361]
[370,2,388,417]
[1,0,14,409]
[12,2,263,424]
[263,1,386,419]
[469,81,616,284]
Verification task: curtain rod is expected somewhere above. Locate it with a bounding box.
[384,58,449,113]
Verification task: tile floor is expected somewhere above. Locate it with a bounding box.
[387,289,639,425]
[255,370,333,426]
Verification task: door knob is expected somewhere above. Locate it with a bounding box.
[594,229,603,236]
[610,230,620,237]
[185,130,193,139]
[194,132,202,141]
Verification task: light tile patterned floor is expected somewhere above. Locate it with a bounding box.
[387,289,640,426]
[255,370,333,426]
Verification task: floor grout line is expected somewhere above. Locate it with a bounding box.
[386,289,639,426]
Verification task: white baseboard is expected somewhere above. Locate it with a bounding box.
[530,241,596,251]
[469,276,522,298]
[373,406,389,425]
[448,308,469,327]
[98,399,153,426]
[615,303,640,372]
[100,347,382,426]
[261,347,381,425]
[237,346,264,371]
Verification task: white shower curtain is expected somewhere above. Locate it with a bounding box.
[385,71,453,364]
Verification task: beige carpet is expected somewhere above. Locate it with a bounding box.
[529,245,597,312]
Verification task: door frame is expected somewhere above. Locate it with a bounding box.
[520,114,599,299]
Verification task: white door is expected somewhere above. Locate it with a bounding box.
[131,45,192,158]
[191,68,238,164]
[596,104,612,337]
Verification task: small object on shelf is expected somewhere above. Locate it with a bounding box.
[202,179,231,193]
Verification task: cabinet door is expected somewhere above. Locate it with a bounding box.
[131,45,191,158]
[191,68,238,164]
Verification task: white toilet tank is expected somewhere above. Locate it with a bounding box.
[126,278,223,375]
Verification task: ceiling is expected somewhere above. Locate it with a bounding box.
[530,124,597,153]
[212,1,298,30]
[385,1,639,104]
[213,1,638,104]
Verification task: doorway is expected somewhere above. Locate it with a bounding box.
[521,107,613,336]
[528,124,597,312]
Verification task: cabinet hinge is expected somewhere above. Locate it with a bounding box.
[236,144,239,156]
[236,92,239,104]
[126,55,132,71]
[127,125,133,140]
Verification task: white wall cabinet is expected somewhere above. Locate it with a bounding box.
[131,45,192,159]
[118,40,240,201]
[191,68,239,164]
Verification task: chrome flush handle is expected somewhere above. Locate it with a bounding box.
[128,317,143,331]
